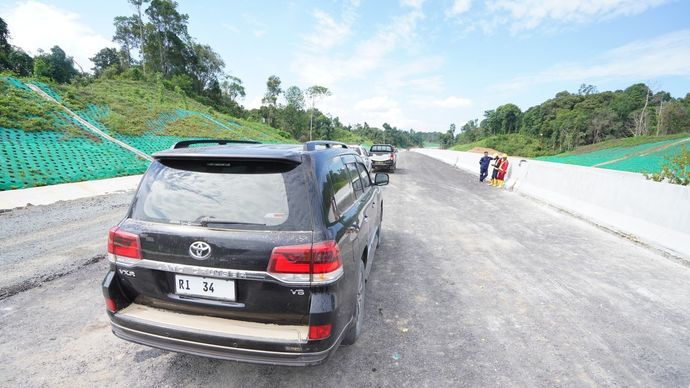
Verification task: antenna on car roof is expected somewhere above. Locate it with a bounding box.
[172,139,261,149]
[303,141,348,151]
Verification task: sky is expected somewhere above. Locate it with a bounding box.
[2,0,690,132]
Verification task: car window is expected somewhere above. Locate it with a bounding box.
[370,145,393,152]
[328,157,356,215]
[131,160,310,230]
[346,162,363,197]
[356,163,371,189]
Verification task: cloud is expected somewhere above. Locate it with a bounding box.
[414,96,473,108]
[490,29,690,93]
[446,0,472,17]
[242,14,268,38]
[354,95,398,111]
[1,1,113,72]
[302,4,358,51]
[293,9,425,85]
[484,0,671,32]
[401,0,426,9]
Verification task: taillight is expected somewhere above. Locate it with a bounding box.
[389,153,394,160]
[105,297,117,313]
[108,226,141,265]
[308,324,332,340]
[267,241,343,284]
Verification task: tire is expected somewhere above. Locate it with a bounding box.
[342,259,365,345]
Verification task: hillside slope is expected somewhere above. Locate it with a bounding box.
[0,76,293,190]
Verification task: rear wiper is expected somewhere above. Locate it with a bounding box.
[197,217,266,227]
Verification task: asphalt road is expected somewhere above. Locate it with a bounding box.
[1,151,689,387]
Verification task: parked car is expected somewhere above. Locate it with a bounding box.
[348,144,372,171]
[102,139,389,366]
[369,144,396,172]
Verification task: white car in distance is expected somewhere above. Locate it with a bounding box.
[348,145,372,171]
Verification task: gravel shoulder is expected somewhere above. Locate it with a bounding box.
[0,192,133,299]
[0,152,688,387]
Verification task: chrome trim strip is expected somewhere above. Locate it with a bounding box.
[117,259,342,286]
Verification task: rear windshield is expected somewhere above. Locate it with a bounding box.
[130,159,311,230]
[370,145,393,152]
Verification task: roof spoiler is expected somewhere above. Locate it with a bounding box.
[172,139,261,149]
[303,141,348,151]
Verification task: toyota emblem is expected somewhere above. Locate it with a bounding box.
[189,241,212,260]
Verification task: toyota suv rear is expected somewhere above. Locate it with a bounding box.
[102,140,389,366]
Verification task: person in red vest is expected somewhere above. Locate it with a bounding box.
[493,154,509,188]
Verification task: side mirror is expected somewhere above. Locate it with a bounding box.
[374,173,389,186]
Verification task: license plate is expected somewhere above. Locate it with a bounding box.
[175,274,236,301]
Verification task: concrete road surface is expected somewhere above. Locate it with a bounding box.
[1,151,689,387]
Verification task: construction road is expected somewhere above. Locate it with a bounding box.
[1,151,688,387]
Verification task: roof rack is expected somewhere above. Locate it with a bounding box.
[303,141,348,151]
[172,139,261,149]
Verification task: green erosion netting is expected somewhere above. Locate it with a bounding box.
[31,81,63,102]
[537,138,689,173]
[0,128,149,190]
[1,78,292,191]
[599,142,689,173]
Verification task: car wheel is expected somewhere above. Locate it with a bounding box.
[342,259,365,345]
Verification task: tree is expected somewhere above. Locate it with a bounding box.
[284,86,305,110]
[578,84,598,96]
[145,0,190,76]
[306,85,331,140]
[113,16,138,68]
[187,43,224,95]
[0,17,11,71]
[261,75,282,126]
[128,0,150,73]
[220,75,245,103]
[91,47,121,76]
[33,46,78,83]
[659,101,690,135]
[6,47,33,76]
[0,17,8,51]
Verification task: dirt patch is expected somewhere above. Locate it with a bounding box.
[468,147,501,155]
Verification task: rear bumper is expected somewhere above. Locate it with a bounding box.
[111,321,336,366]
[371,160,394,168]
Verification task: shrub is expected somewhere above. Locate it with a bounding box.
[645,146,690,185]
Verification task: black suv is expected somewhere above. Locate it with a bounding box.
[102,140,389,366]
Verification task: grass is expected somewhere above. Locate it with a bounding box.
[3,77,294,143]
[451,134,552,158]
[3,76,380,146]
[0,78,81,134]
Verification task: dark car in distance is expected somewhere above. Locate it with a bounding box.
[102,140,389,366]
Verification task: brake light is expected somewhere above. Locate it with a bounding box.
[308,324,332,340]
[105,297,117,313]
[108,226,141,264]
[267,241,343,284]
[389,153,394,160]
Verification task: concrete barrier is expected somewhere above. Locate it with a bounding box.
[0,174,143,210]
[414,149,690,260]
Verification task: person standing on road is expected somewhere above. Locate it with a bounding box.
[495,154,510,188]
[489,154,501,185]
[479,151,492,182]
